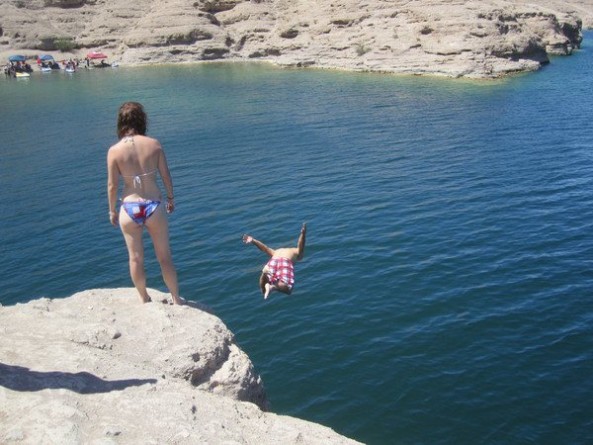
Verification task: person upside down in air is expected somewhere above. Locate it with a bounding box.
[243,223,306,299]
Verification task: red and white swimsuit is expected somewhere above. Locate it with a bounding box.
[263,257,295,291]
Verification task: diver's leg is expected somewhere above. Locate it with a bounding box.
[259,273,268,296]
[264,283,276,299]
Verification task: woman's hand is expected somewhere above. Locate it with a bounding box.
[109,210,118,227]
[243,234,253,244]
[166,197,175,214]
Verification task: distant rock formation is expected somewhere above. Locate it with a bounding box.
[0,289,361,444]
[0,0,591,77]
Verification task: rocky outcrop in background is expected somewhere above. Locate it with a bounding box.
[0,0,591,77]
[0,289,361,444]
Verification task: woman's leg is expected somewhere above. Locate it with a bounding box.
[145,205,182,304]
[119,211,151,303]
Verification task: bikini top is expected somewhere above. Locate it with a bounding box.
[120,135,157,189]
[122,170,157,189]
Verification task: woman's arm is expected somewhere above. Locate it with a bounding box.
[107,148,120,226]
[157,144,175,213]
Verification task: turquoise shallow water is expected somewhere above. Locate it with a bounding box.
[2,34,593,444]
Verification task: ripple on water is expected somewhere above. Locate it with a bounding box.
[2,45,593,444]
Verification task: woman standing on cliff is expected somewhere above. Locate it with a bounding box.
[107,101,183,305]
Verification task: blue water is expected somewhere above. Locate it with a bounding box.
[2,33,593,444]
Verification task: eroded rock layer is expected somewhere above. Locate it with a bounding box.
[0,1,591,77]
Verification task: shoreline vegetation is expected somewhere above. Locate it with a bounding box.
[1,0,592,79]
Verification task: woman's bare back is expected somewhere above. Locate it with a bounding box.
[110,135,164,200]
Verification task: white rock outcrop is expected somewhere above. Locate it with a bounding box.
[0,0,590,78]
[0,289,361,445]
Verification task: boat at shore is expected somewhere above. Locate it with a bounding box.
[4,53,119,78]
[4,54,33,78]
[38,54,60,72]
[64,60,77,73]
[85,51,118,68]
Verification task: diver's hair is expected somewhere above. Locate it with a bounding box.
[117,102,147,138]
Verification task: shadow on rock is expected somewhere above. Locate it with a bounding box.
[0,363,157,394]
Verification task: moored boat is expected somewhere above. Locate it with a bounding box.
[64,60,77,73]
[5,54,33,78]
[38,54,60,71]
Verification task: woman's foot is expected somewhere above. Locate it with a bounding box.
[172,296,186,305]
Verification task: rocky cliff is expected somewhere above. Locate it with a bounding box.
[0,289,361,444]
[0,0,591,78]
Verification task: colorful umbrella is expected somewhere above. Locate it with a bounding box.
[87,51,108,59]
[8,55,26,62]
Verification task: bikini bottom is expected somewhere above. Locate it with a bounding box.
[122,199,161,225]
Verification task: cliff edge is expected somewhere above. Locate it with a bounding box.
[0,289,361,444]
[0,0,591,78]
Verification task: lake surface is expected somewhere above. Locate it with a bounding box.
[2,34,593,444]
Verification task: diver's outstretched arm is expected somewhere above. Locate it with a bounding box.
[296,223,306,261]
[243,234,275,257]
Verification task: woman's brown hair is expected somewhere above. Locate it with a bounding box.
[117,102,147,138]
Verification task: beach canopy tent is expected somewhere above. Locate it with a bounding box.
[87,51,108,59]
[8,55,26,62]
[38,54,55,61]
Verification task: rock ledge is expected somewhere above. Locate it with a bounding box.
[0,289,361,445]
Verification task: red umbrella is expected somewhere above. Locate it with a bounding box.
[87,51,108,59]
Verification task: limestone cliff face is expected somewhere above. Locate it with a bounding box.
[0,289,361,444]
[0,0,591,77]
